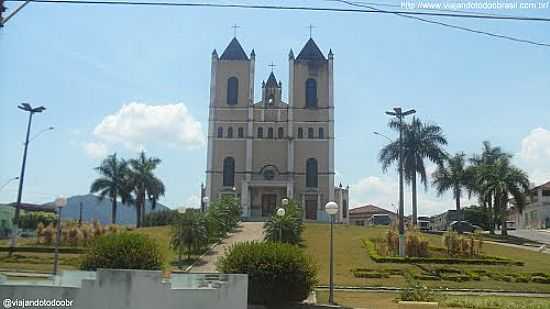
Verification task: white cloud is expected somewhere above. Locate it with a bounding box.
[93,102,205,151]
[517,128,550,184]
[182,193,201,209]
[350,175,471,216]
[83,142,109,160]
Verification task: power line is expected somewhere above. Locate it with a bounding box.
[323,0,550,47]
[6,0,550,22]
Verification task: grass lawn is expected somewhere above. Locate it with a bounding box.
[316,291,550,309]
[302,223,550,292]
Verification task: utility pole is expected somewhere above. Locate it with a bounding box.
[10,103,46,255]
[385,107,415,257]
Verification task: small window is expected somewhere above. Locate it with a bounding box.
[298,128,303,138]
[223,157,235,187]
[227,77,239,105]
[217,127,223,138]
[227,127,233,138]
[238,127,244,138]
[257,127,263,138]
[267,128,274,138]
[305,78,317,108]
[308,128,314,138]
[278,127,284,139]
[319,127,324,139]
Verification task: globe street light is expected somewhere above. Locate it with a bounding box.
[276,207,286,241]
[325,201,338,305]
[53,196,66,275]
[202,196,209,211]
[281,198,289,207]
[385,107,416,257]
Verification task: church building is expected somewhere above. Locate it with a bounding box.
[204,36,349,223]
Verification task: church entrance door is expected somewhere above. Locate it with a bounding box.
[261,194,277,217]
[305,199,317,220]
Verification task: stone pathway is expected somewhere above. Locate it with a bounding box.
[188,222,265,273]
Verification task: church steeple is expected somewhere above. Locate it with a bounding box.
[220,37,249,60]
[296,38,326,61]
[262,71,282,106]
[265,72,280,89]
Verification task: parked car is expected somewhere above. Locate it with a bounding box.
[449,221,478,233]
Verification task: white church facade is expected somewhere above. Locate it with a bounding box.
[204,36,349,223]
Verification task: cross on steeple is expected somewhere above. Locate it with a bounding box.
[307,24,315,38]
[232,24,240,37]
[268,62,277,72]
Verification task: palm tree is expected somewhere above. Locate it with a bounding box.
[468,141,513,234]
[90,154,131,224]
[128,151,165,227]
[478,157,529,236]
[432,152,472,221]
[379,117,447,225]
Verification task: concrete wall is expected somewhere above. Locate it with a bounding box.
[1,269,248,309]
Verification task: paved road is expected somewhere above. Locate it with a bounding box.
[189,222,264,273]
[509,229,550,245]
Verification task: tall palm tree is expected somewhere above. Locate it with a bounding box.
[90,153,131,224]
[432,152,472,221]
[478,157,529,236]
[128,151,166,227]
[468,141,513,234]
[379,117,447,225]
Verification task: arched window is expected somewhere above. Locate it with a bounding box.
[306,158,318,188]
[227,77,239,105]
[227,127,233,138]
[319,127,325,139]
[305,78,317,108]
[257,127,264,138]
[267,128,274,138]
[308,128,314,138]
[223,157,235,187]
[278,127,284,139]
[298,128,303,139]
[238,127,244,138]
[217,127,223,138]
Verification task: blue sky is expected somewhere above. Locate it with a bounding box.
[1,0,549,215]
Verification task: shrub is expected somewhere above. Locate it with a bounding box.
[170,211,209,263]
[532,276,550,284]
[217,241,318,305]
[80,232,165,271]
[142,210,178,227]
[264,199,304,245]
[206,197,241,240]
[400,275,437,302]
[405,226,429,257]
[18,211,57,230]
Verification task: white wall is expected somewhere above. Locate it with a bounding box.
[1,269,248,309]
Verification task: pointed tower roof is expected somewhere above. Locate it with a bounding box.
[220,38,249,60]
[265,72,279,88]
[296,38,326,61]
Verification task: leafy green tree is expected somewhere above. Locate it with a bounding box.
[264,199,303,245]
[477,157,529,236]
[205,196,240,240]
[127,151,165,227]
[379,117,447,225]
[432,152,473,221]
[469,141,513,234]
[170,211,209,264]
[90,154,132,224]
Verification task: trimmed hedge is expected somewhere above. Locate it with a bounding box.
[363,239,523,266]
[0,246,85,254]
[80,232,165,271]
[217,241,318,305]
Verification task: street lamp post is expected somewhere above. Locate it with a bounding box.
[53,196,66,275]
[385,107,415,257]
[276,207,286,241]
[325,201,339,305]
[0,177,19,192]
[10,103,47,254]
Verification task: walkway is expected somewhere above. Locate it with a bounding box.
[510,229,550,245]
[188,222,265,273]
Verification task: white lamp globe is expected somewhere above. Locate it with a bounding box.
[202,196,209,204]
[281,198,289,206]
[276,208,286,217]
[325,201,338,216]
[54,196,67,208]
